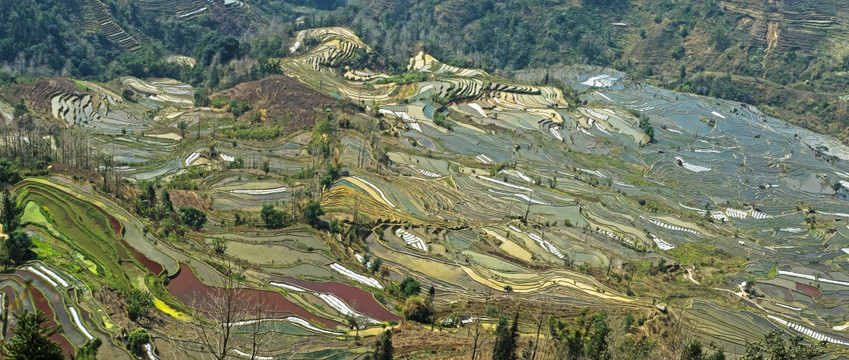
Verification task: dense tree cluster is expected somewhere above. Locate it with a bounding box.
[134,182,207,239]
[261,203,290,229]
[0,185,34,269]
[179,206,207,231]
[0,0,339,90]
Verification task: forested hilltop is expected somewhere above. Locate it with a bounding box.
[0,0,343,82]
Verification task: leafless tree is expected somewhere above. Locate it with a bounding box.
[470,288,493,360]
[529,295,549,360]
[188,262,275,360]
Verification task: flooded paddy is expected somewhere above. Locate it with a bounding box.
[168,264,341,329]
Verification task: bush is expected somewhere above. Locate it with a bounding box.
[433,111,454,130]
[399,277,421,297]
[76,338,102,360]
[261,203,289,228]
[402,296,429,322]
[248,111,262,123]
[229,157,245,169]
[127,328,150,356]
[320,164,339,188]
[304,201,324,227]
[212,96,229,108]
[168,166,211,190]
[126,289,154,321]
[0,158,22,187]
[228,100,252,118]
[212,238,227,254]
[629,109,655,143]
[122,89,136,102]
[179,206,207,230]
[223,124,281,140]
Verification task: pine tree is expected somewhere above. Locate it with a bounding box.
[492,313,519,360]
[145,183,157,209]
[427,285,436,330]
[4,310,65,360]
[372,329,393,360]
[2,230,33,268]
[2,189,18,232]
[160,188,174,213]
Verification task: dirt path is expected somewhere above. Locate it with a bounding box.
[685,266,700,285]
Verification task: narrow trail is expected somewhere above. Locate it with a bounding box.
[685,267,700,285]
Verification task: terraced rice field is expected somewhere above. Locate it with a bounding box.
[10,25,849,357]
[84,0,141,51]
[650,234,675,251]
[274,278,400,322]
[136,0,208,19]
[328,263,382,289]
[168,263,342,329]
[509,225,565,260]
[394,228,428,252]
[0,273,78,356]
[16,181,172,286]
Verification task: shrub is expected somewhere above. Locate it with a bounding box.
[212,238,227,254]
[127,328,150,356]
[122,89,136,102]
[126,289,154,321]
[402,296,429,322]
[76,338,102,360]
[229,157,245,169]
[248,111,262,123]
[179,206,207,230]
[320,164,339,188]
[399,277,421,297]
[304,201,324,227]
[211,96,229,108]
[261,203,288,228]
[228,100,252,118]
[433,111,454,130]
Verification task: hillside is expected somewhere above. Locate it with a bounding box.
[347,0,849,143]
[0,0,339,82]
[3,0,849,358]
[3,0,848,143]
[0,25,847,359]
[213,75,347,131]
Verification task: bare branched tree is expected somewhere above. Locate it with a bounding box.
[470,288,493,360]
[188,262,276,360]
[529,295,548,360]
